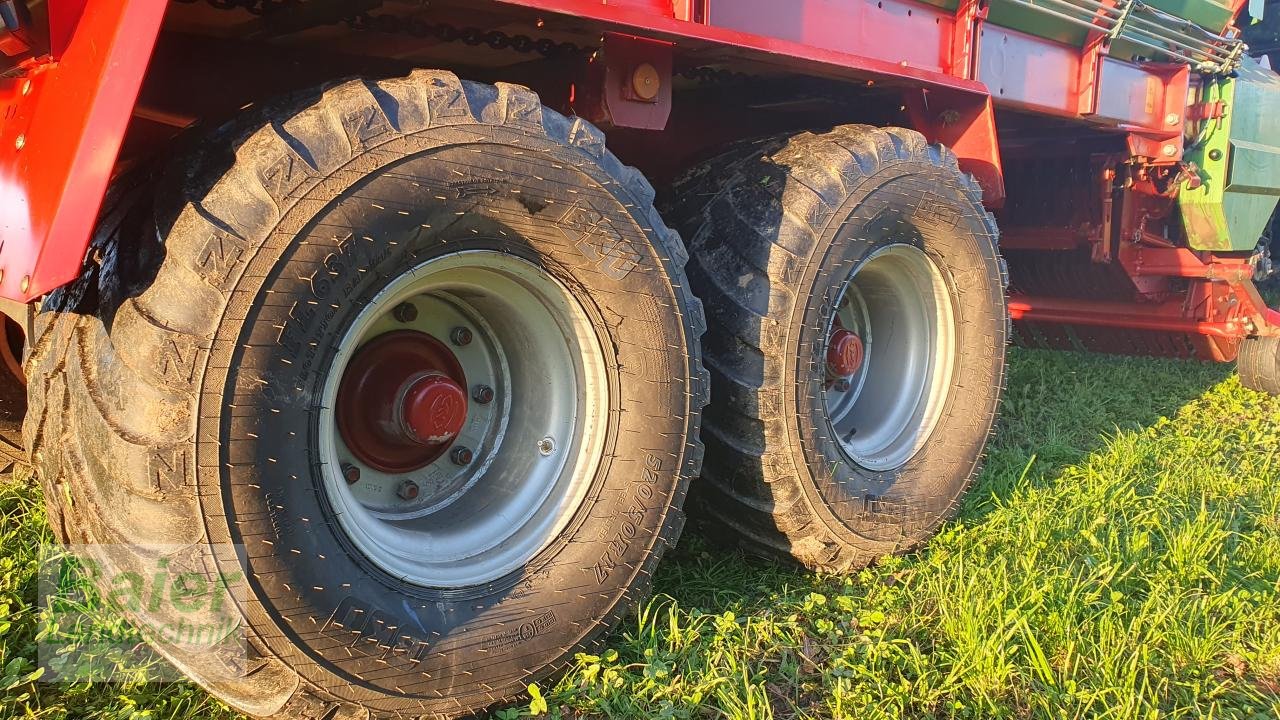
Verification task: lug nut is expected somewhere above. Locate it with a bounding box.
[471,385,494,404]
[392,302,418,323]
[538,437,555,456]
[450,445,474,465]
[397,480,420,500]
[833,378,852,392]
[450,326,473,346]
[342,463,361,485]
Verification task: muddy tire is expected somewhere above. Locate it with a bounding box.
[667,125,1006,572]
[1239,334,1280,395]
[25,72,706,718]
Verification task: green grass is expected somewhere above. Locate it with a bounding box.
[3,348,1279,719]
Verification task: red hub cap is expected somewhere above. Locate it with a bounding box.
[336,330,468,473]
[827,327,865,379]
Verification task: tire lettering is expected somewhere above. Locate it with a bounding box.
[587,454,666,584]
[623,504,644,528]
[195,231,247,288]
[426,75,469,123]
[557,202,642,281]
[259,153,308,207]
[342,106,393,149]
[500,85,542,128]
[450,179,500,199]
[915,191,960,228]
[263,490,293,541]
[323,596,430,664]
[281,234,396,372]
[149,447,188,493]
[568,118,605,158]
[481,610,556,652]
[159,336,198,384]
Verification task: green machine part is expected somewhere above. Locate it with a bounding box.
[981,0,1236,59]
[1143,0,1234,32]
[1180,58,1280,252]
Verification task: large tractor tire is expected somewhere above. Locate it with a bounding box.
[667,125,1007,572]
[25,72,706,718]
[1238,334,1280,395]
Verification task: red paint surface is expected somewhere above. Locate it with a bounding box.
[492,0,990,93]
[826,327,865,378]
[0,0,166,302]
[335,331,469,473]
[0,0,1260,368]
[401,375,468,445]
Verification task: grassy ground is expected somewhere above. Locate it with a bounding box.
[1,348,1278,719]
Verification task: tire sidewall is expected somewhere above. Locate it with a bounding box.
[195,126,696,712]
[786,161,1006,549]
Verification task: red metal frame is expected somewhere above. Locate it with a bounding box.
[574,32,674,130]
[0,0,166,302]
[904,90,1005,207]
[1008,270,1280,362]
[0,0,1271,363]
[1002,156,1278,361]
[1008,295,1245,340]
[490,0,992,91]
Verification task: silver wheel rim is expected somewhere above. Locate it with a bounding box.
[319,250,608,588]
[824,244,956,471]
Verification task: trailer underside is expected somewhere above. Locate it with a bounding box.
[4,0,1279,363]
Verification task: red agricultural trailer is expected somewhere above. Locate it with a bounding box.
[4,0,1280,716]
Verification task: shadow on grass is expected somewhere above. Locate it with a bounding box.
[577,347,1280,720]
[654,348,1235,609]
[3,348,1263,720]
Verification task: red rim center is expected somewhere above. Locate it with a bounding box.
[826,327,865,379]
[401,374,468,443]
[336,330,468,473]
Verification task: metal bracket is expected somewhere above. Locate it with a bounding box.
[576,32,673,131]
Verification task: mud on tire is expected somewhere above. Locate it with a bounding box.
[666,125,1007,572]
[25,72,707,718]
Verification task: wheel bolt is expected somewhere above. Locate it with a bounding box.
[471,385,494,404]
[450,326,473,346]
[397,480,419,500]
[538,437,555,456]
[833,378,852,392]
[342,463,361,485]
[392,302,418,323]
[450,445,474,465]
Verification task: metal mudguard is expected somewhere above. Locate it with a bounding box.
[0,0,166,303]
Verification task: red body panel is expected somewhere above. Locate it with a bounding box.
[0,0,1245,325]
[0,0,166,302]
[494,0,989,91]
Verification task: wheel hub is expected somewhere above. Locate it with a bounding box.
[319,251,609,588]
[336,330,468,473]
[823,244,956,471]
[826,324,865,381]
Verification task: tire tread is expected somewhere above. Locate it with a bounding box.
[27,70,707,719]
[664,125,1004,573]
